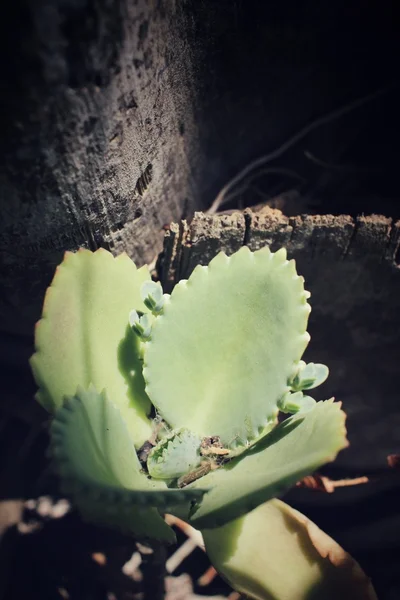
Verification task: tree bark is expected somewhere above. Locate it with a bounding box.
[0,0,205,335]
[1,0,398,338]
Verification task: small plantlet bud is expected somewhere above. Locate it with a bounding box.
[290,362,329,391]
[129,310,152,339]
[141,281,165,313]
[278,391,304,414]
[298,395,317,413]
[147,428,202,480]
[277,391,316,414]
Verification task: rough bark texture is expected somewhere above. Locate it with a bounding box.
[160,209,400,471]
[0,0,205,335]
[1,0,398,337]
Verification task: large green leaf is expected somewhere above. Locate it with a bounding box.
[50,387,207,542]
[30,248,152,447]
[188,400,348,529]
[203,499,377,600]
[144,246,311,446]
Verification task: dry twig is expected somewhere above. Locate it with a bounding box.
[207,86,391,215]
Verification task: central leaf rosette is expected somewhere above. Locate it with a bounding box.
[30,246,347,542]
[144,248,311,446]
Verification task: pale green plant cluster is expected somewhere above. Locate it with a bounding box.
[29,245,352,599]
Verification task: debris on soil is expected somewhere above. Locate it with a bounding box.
[387,454,400,469]
[165,573,231,600]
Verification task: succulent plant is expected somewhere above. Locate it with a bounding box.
[203,498,378,600]
[30,245,348,546]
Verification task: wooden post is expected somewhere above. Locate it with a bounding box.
[0,0,206,336]
[2,1,397,337]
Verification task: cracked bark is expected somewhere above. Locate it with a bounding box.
[0,0,206,336]
[1,0,398,341]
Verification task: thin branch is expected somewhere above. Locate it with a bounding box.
[297,456,400,493]
[210,167,305,211]
[304,150,385,173]
[297,474,369,493]
[207,85,392,215]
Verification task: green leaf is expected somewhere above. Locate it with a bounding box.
[202,499,377,600]
[290,361,329,391]
[147,428,202,480]
[50,387,207,542]
[141,281,165,313]
[188,400,348,529]
[144,247,311,447]
[30,249,153,447]
[277,391,317,414]
[129,310,152,340]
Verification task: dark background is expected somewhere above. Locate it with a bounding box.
[185,0,400,219]
[1,0,399,599]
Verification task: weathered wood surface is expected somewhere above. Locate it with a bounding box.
[1,0,398,337]
[160,209,400,470]
[0,0,205,336]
